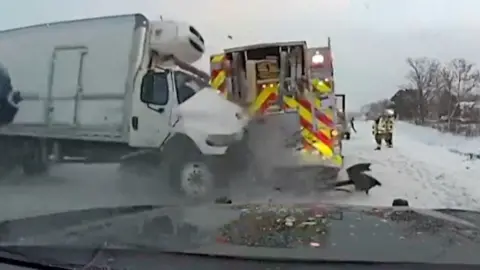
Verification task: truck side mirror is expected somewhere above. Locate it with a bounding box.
[140,71,169,106]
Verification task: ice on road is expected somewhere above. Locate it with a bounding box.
[2,120,480,221]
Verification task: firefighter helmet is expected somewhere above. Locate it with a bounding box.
[385,109,394,116]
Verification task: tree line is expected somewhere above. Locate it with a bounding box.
[362,57,480,125]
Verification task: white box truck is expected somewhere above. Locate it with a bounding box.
[0,13,250,198]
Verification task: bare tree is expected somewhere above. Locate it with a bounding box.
[425,68,447,119]
[439,59,480,129]
[439,66,455,123]
[450,58,480,101]
[404,57,441,123]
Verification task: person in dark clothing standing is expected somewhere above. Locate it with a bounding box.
[350,117,357,133]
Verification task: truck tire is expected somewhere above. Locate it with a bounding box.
[344,132,351,140]
[164,136,217,199]
[22,139,50,175]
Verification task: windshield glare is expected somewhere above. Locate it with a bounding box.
[1,0,480,267]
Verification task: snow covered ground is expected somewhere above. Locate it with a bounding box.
[1,120,480,221]
[395,121,480,155]
[321,120,480,210]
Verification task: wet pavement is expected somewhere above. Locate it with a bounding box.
[0,161,352,222]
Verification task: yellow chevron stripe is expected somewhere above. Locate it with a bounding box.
[211,70,226,90]
[302,127,343,165]
[248,85,277,115]
[211,54,225,63]
[312,78,332,94]
[313,98,334,120]
[301,127,333,157]
[283,96,331,138]
[332,154,343,166]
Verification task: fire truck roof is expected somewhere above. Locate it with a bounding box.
[223,41,307,53]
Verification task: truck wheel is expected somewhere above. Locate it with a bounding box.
[344,132,351,140]
[165,138,216,199]
[179,160,214,199]
[22,139,50,175]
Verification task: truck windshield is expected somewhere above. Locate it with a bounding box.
[174,70,210,104]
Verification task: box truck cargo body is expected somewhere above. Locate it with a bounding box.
[0,14,250,199]
[0,14,146,142]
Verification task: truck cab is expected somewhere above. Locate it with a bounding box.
[126,20,251,199]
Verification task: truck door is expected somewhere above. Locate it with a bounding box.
[129,70,173,148]
[47,46,88,125]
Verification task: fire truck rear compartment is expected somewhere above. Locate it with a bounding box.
[212,41,341,192]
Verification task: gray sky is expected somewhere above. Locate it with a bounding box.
[1,0,479,110]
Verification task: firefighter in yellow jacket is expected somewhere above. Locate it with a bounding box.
[372,109,395,150]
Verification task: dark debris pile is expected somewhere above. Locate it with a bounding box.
[218,206,331,248]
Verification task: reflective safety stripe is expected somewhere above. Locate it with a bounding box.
[297,99,334,128]
[301,127,343,166]
[314,96,334,110]
[331,154,343,166]
[301,127,333,157]
[211,70,226,90]
[248,84,342,165]
[313,98,335,128]
[248,85,277,116]
[211,54,225,63]
[283,96,334,154]
[312,78,332,94]
[374,117,394,133]
[210,54,227,97]
[283,97,331,140]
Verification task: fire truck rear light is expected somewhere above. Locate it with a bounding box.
[331,129,338,137]
[312,53,324,64]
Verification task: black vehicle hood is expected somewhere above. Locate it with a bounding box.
[1,204,480,264]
